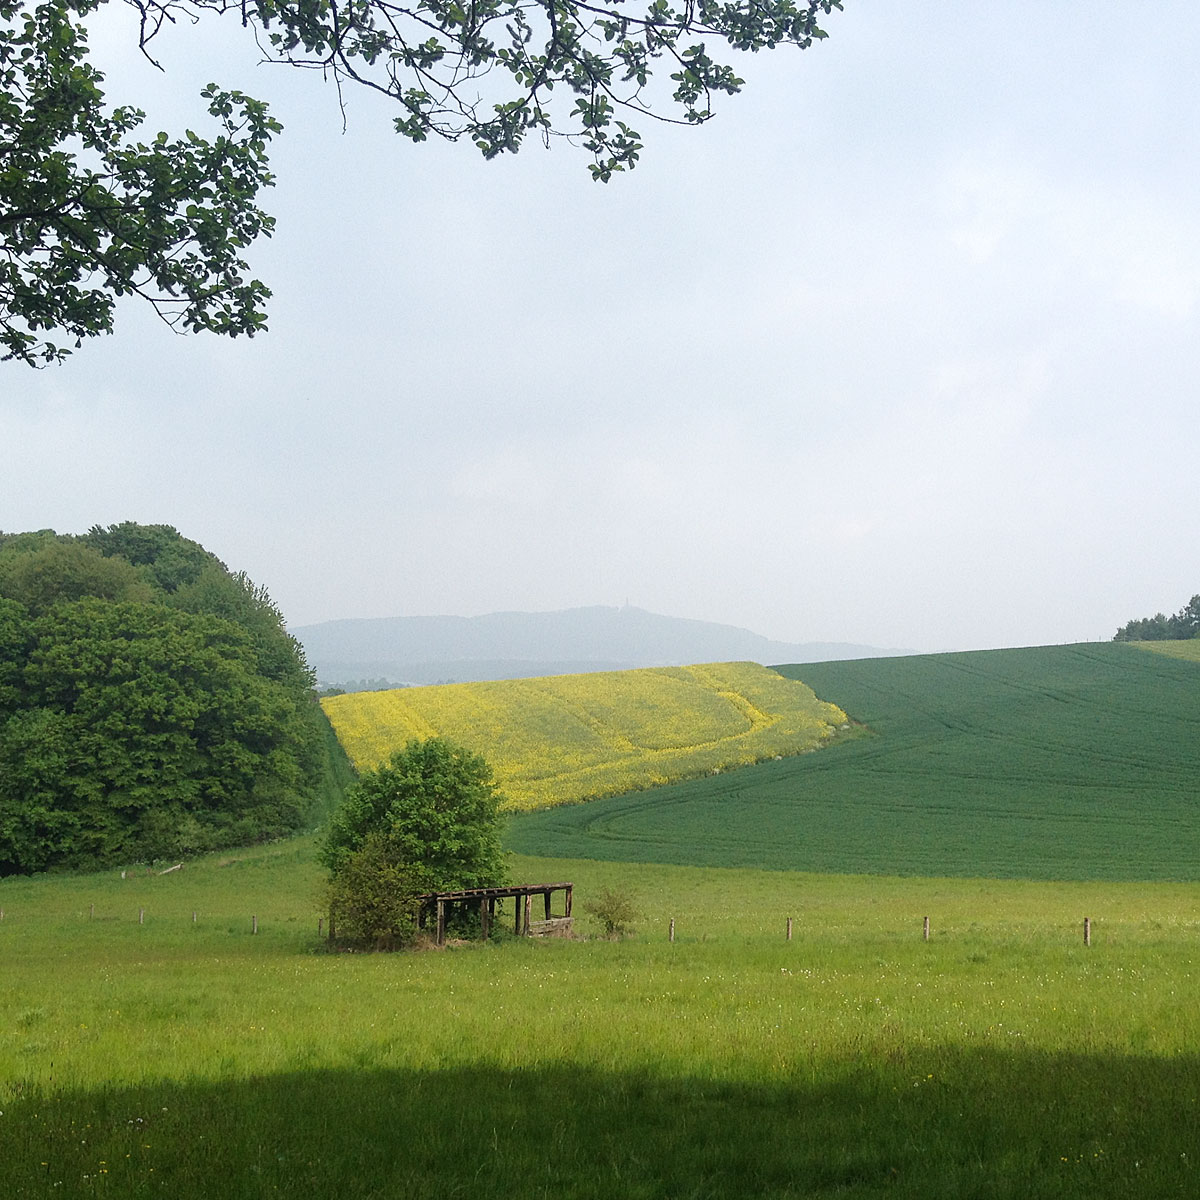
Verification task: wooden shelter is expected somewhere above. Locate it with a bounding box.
[417,882,574,946]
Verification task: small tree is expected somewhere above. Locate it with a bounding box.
[323,737,508,948]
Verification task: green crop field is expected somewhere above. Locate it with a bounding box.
[506,643,1200,880]
[2,840,1199,1199]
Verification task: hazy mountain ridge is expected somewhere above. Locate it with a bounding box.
[294,606,905,687]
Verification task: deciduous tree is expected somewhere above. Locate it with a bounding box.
[2,0,843,363]
[323,737,507,946]
[324,736,507,887]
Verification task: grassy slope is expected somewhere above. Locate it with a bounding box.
[321,661,846,811]
[507,642,1200,880]
[2,843,1199,1198]
[1134,637,1200,663]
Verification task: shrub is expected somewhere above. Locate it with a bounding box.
[323,738,508,949]
[326,833,434,950]
[584,887,640,939]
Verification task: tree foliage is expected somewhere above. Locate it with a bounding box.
[323,737,507,947]
[0,522,333,873]
[1113,595,1200,642]
[325,831,432,948]
[324,736,506,885]
[3,0,842,363]
[1,0,280,365]
[185,0,844,180]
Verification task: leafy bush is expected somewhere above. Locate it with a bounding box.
[584,887,640,939]
[323,737,507,889]
[323,738,508,950]
[326,833,433,950]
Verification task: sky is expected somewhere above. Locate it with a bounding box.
[4,2,1199,653]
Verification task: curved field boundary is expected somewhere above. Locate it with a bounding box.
[322,662,847,811]
[506,643,1200,881]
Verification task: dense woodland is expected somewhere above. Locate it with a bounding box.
[0,523,351,874]
[1113,595,1200,642]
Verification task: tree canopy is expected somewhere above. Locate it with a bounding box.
[1113,595,1200,643]
[1,0,280,365]
[323,737,508,946]
[0,522,339,873]
[2,0,843,363]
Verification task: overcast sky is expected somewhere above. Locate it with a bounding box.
[4,2,1198,652]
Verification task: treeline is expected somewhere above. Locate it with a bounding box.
[0,523,352,875]
[1113,595,1200,642]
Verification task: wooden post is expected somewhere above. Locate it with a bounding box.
[480,897,490,940]
[1083,917,1091,947]
[669,918,675,943]
[543,890,552,920]
[90,903,94,920]
[565,885,573,917]
[436,898,447,946]
[193,910,197,924]
[523,893,532,936]
[786,917,793,941]
[923,916,930,941]
[139,908,144,925]
[514,896,523,935]
[252,914,258,935]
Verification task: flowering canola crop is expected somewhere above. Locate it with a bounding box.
[322,662,847,811]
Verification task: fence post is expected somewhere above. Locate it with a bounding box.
[923,916,930,941]
[139,908,144,925]
[786,917,793,941]
[1083,917,1091,947]
[669,918,675,943]
[252,914,258,935]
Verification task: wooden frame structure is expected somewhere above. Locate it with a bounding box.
[417,882,573,946]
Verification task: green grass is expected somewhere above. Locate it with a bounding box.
[3,842,1200,1197]
[7,642,1200,1196]
[507,643,1200,880]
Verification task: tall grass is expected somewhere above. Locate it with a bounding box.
[3,842,1199,1196]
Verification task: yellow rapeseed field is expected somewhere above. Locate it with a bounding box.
[321,662,848,811]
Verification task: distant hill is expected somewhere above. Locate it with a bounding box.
[292,606,905,688]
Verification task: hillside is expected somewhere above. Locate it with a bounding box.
[507,642,1200,881]
[321,661,848,810]
[294,605,901,686]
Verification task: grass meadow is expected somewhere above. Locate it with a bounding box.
[3,837,1199,1198]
